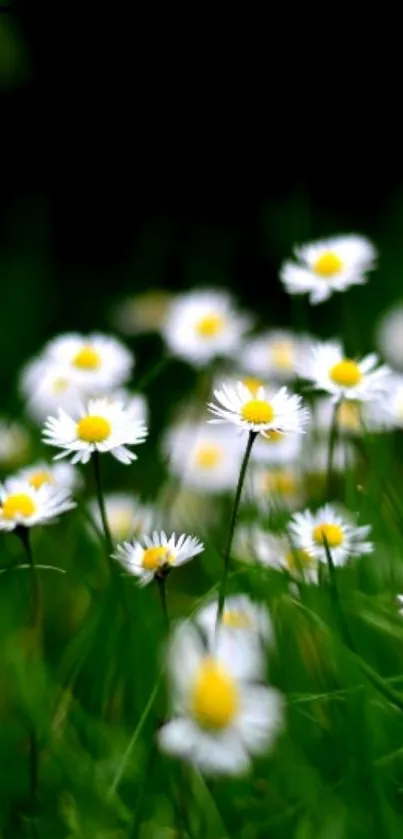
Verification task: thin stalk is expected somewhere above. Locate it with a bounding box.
[216,431,257,632]
[156,575,170,634]
[326,400,341,498]
[92,450,113,558]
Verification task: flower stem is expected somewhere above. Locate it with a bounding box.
[216,431,257,632]
[326,400,341,498]
[93,450,113,558]
[157,575,170,634]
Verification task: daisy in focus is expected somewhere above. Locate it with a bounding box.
[89,493,155,542]
[208,382,310,438]
[196,594,273,680]
[280,234,376,304]
[298,341,390,403]
[0,419,30,469]
[158,621,284,775]
[17,461,80,493]
[113,530,204,586]
[288,504,373,567]
[163,421,243,494]
[42,397,147,465]
[42,332,133,391]
[161,289,251,367]
[0,477,76,531]
[243,330,311,381]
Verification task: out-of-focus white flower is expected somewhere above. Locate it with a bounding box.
[312,396,385,436]
[368,374,403,430]
[289,503,373,566]
[158,622,283,775]
[301,439,356,477]
[298,341,390,403]
[17,461,80,493]
[161,289,251,367]
[0,419,30,469]
[248,466,304,512]
[101,389,148,425]
[42,333,133,391]
[43,397,147,465]
[242,330,312,381]
[20,358,83,423]
[280,234,376,304]
[234,525,315,580]
[376,304,403,370]
[162,421,243,494]
[112,290,173,334]
[113,530,203,586]
[208,382,310,438]
[89,493,155,542]
[397,594,403,615]
[0,477,75,531]
[251,428,302,465]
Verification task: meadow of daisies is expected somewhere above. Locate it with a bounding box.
[3,234,403,837]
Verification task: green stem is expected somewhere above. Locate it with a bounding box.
[135,355,170,391]
[326,400,341,498]
[93,450,113,558]
[157,575,170,634]
[216,431,257,632]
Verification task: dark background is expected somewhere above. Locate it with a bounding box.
[2,5,403,407]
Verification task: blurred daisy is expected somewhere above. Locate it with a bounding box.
[89,493,155,542]
[251,428,302,465]
[17,461,80,493]
[301,440,356,478]
[113,530,204,586]
[280,234,376,304]
[43,332,133,390]
[43,397,147,465]
[298,341,390,403]
[112,290,173,334]
[158,622,283,775]
[20,357,84,423]
[234,525,315,580]
[243,331,311,381]
[102,389,148,425]
[208,382,310,438]
[370,374,403,430]
[397,594,403,615]
[0,477,75,531]
[196,594,273,680]
[249,466,303,512]
[289,504,373,566]
[376,304,403,370]
[0,419,30,469]
[163,421,243,494]
[161,289,251,367]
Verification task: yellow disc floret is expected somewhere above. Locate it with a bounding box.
[77,415,111,443]
[72,345,102,370]
[191,658,239,730]
[29,471,53,490]
[142,545,174,571]
[286,549,313,571]
[195,314,225,338]
[194,444,222,469]
[329,360,362,388]
[313,523,344,547]
[241,399,274,424]
[313,251,343,277]
[1,493,36,520]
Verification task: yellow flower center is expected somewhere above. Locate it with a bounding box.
[261,470,297,496]
[29,470,53,490]
[1,493,36,520]
[286,549,313,571]
[241,399,274,424]
[338,400,361,431]
[195,313,225,338]
[313,523,344,547]
[142,545,174,571]
[191,658,239,730]
[313,251,343,277]
[52,376,69,393]
[271,341,294,370]
[242,377,264,396]
[76,415,111,443]
[222,609,252,628]
[72,345,102,370]
[263,430,283,443]
[329,359,362,388]
[194,444,222,470]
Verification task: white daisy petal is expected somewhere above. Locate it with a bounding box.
[288,503,373,568]
[113,530,204,586]
[207,382,310,438]
[296,341,390,403]
[0,477,76,531]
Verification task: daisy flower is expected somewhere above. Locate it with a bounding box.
[249,466,304,512]
[89,493,155,542]
[280,234,376,305]
[20,357,84,423]
[234,526,316,581]
[112,289,173,334]
[0,477,76,531]
[42,397,148,465]
[242,330,311,381]
[251,428,302,466]
[42,332,133,390]
[376,304,403,370]
[301,440,356,477]
[17,461,80,493]
[208,382,310,438]
[158,621,284,775]
[162,421,243,494]
[113,530,204,586]
[298,341,390,403]
[312,396,384,436]
[0,419,30,469]
[161,289,251,367]
[288,503,373,567]
[397,594,403,615]
[369,374,403,430]
[196,594,273,680]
